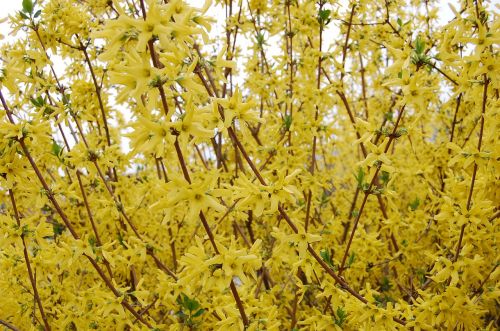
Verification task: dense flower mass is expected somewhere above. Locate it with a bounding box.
[0,0,498,330]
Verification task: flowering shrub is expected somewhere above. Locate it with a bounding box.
[0,0,498,330]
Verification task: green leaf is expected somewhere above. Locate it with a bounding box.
[192,308,205,318]
[397,18,402,27]
[30,96,44,107]
[186,297,200,312]
[415,36,425,55]
[318,9,331,26]
[379,171,390,184]
[62,94,70,105]
[21,224,30,236]
[385,110,394,121]
[347,252,356,267]
[334,306,347,326]
[180,293,200,312]
[395,127,408,137]
[43,107,55,117]
[409,197,420,211]
[320,249,334,268]
[19,11,30,19]
[380,276,392,292]
[319,9,331,22]
[354,167,365,189]
[255,32,265,46]
[51,140,63,158]
[283,115,292,131]
[52,221,65,236]
[22,0,34,14]
[320,191,330,206]
[117,232,127,248]
[34,9,42,18]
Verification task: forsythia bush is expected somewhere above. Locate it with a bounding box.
[0,0,498,329]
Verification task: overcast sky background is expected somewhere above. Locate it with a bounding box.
[0,0,467,87]
[1,0,466,44]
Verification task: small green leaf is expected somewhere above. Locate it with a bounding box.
[22,0,34,14]
[186,298,200,312]
[21,224,31,236]
[117,232,127,248]
[255,32,265,46]
[385,110,394,121]
[318,9,331,26]
[62,94,70,105]
[19,11,30,19]
[30,96,43,107]
[320,249,334,268]
[43,107,55,117]
[192,308,205,318]
[354,167,365,189]
[380,276,392,292]
[334,306,347,326]
[283,114,292,131]
[180,293,201,312]
[320,191,330,206]
[414,36,425,55]
[397,18,403,26]
[319,9,331,21]
[53,221,65,236]
[409,197,420,211]
[51,140,63,158]
[379,171,390,184]
[347,252,356,267]
[34,9,42,18]
[395,127,408,137]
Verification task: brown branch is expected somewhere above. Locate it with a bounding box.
[0,92,80,239]
[339,106,405,274]
[0,91,152,329]
[138,0,249,325]
[0,320,20,331]
[75,171,114,279]
[164,14,407,325]
[9,190,51,331]
[340,4,356,82]
[453,75,489,262]
[78,38,112,147]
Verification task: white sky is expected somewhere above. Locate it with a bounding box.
[0,0,465,43]
[0,0,482,154]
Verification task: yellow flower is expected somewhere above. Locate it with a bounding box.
[217,87,262,129]
[273,226,321,260]
[154,172,225,222]
[447,142,491,169]
[173,97,215,148]
[127,116,175,158]
[357,138,394,173]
